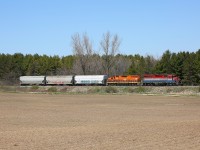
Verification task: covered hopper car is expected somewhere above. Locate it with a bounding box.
[20,76,46,85]
[46,76,74,85]
[74,75,108,85]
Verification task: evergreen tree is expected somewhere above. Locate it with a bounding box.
[155,50,172,74]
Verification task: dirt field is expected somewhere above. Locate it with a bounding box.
[0,93,200,150]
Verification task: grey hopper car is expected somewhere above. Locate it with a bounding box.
[46,76,74,85]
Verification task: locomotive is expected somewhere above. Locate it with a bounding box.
[142,74,180,86]
[20,74,180,86]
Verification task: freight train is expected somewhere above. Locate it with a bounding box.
[20,74,180,86]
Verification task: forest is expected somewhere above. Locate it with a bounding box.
[0,33,200,85]
[0,50,199,85]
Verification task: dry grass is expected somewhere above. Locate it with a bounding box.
[0,85,200,96]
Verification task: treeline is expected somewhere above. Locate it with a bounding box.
[0,49,199,85]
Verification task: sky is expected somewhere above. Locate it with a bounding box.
[0,0,200,57]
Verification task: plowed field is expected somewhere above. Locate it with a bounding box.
[0,93,200,150]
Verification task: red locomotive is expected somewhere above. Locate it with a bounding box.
[142,74,180,85]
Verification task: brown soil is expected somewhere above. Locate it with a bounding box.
[0,93,200,150]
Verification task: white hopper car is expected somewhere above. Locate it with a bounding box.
[74,75,108,85]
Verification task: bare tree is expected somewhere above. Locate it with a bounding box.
[113,55,132,75]
[100,32,121,76]
[71,33,93,75]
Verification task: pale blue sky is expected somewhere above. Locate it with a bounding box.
[0,0,200,57]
